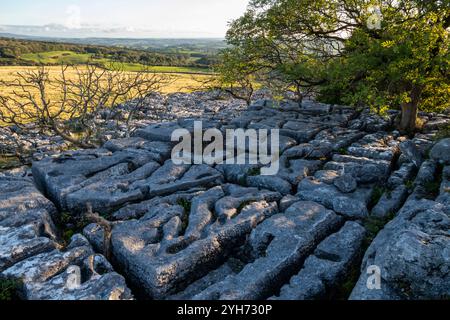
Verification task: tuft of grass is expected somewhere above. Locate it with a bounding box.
[0,278,22,301]
[177,198,192,235]
[238,175,247,187]
[237,200,253,215]
[362,212,395,250]
[57,211,89,245]
[405,179,415,190]
[369,185,387,208]
[337,148,348,155]
[424,180,442,198]
[247,167,261,176]
[177,198,192,214]
[328,262,362,300]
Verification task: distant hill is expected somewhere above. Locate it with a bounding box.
[0,33,227,52]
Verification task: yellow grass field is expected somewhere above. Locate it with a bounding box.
[0,66,212,126]
[0,66,210,95]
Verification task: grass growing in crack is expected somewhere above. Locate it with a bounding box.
[57,211,90,245]
[238,176,247,186]
[177,198,192,236]
[0,278,22,301]
[385,189,393,200]
[369,185,388,209]
[237,200,253,215]
[247,167,261,176]
[362,212,395,251]
[405,179,415,190]
[424,181,442,198]
[337,148,348,155]
[421,163,443,199]
[328,262,362,300]
[177,198,192,214]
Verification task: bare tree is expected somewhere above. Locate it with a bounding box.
[0,63,170,148]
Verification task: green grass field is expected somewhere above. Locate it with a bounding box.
[20,51,212,74]
[21,51,92,64]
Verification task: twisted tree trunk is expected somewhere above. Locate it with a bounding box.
[399,85,423,134]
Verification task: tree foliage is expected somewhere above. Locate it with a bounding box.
[221,0,450,132]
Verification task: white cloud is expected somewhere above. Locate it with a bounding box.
[65,5,82,29]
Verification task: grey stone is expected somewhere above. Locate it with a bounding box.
[0,177,57,219]
[83,223,105,253]
[277,159,321,185]
[214,189,282,222]
[436,166,450,207]
[32,148,157,211]
[325,158,390,184]
[371,185,409,219]
[216,163,260,185]
[111,193,278,299]
[111,190,204,221]
[414,160,437,187]
[2,235,93,283]
[388,163,416,188]
[66,161,161,214]
[193,201,343,300]
[301,100,332,115]
[169,263,235,300]
[334,174,357,193]
[314,170,340,184]
[0,224,56,272]
[133,122,186,142]
[332,197,369,219]
[430,138,450,165]
[350,200,450,300]
[297,178,370,219]
[279,195,300,212]
[273,221,366,300]
[400,141,423,168]
[0,177,58,271]
[25,268,133,300]
[246,175,292,196]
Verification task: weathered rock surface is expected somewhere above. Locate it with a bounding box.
[109,186,280,299]
[0,176,133,300]
[2,94,450,300]
[193,201,343,300]
[371,185,409,219]
[272,221,366,300]
[350,200,450,300]
[430,138,450,165]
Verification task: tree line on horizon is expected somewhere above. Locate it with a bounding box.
[0,37,218,68]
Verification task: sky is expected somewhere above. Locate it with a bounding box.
[0,0,250,38]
